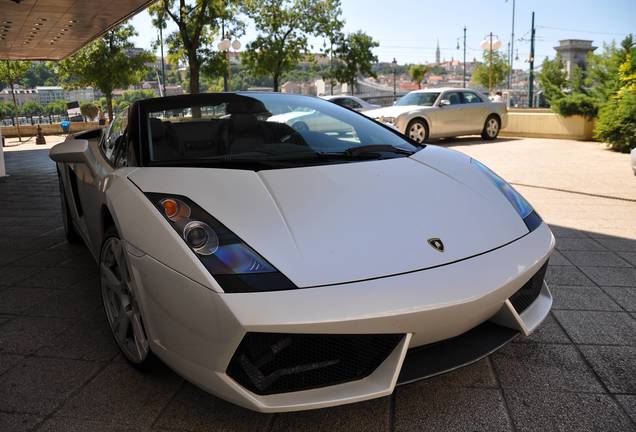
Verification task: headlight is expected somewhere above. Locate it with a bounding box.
[379,116,396,125]
[146,193,297,293]
[471,159,542,232]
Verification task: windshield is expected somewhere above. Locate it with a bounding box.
[144,93,418,169]
[396,92,440,107]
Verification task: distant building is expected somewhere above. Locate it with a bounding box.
[65,88,95,102]
[554,39,597,78]
[36,86,65,105]
[0,86,38,105]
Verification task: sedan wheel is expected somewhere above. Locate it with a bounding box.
[100,229,150,365]
[482,116,500,140]
[407,119,428,143]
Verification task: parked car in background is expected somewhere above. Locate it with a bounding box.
[364,88,508,143]
[321,95,380,111]
[631,147,636,175]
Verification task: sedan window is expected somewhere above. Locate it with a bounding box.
[462,92,483,104]
[444,92,462,105]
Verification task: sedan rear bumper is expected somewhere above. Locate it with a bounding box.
[125,222,554,412]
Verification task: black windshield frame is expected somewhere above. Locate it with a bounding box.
[133,92,424,169]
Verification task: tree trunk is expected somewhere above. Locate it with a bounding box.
[273,71,280,92]
[106,94,114,124]
[189,59,202,118]
[9,82,21,143]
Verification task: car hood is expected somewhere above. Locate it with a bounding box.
[364,105,431,119]
[128,147,529,288]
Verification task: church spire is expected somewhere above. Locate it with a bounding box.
[435,39,441,64]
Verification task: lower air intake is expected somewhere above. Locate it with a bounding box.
[227,333,403,395]
[509,261,549,313]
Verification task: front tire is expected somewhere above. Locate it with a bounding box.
[482,115,501,140]
[100,227,156,369]
[406,118,429,143]
[58,172,81,244]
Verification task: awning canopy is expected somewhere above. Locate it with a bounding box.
[0,0,155,60]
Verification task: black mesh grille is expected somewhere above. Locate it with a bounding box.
[227,333,403,395]
[509,261,549,313]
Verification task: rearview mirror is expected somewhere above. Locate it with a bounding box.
[49,139,89,164]
[439,99,451,107]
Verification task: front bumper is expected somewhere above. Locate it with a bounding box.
[126,222,554,412]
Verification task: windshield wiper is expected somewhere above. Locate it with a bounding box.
[343,144,416,157]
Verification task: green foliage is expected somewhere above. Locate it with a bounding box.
[241,0,340,91]
[539,54,568,103]
[586,35,635,104]
[150,0,241,94]
[0,101,16,119]
[20,101,45,116]
[55,24,153,121]
[20,62,59,87]
[408,64,430,89]
[550,93,598,118]
[471,50,510,91]
[80,102,99,120]
[594,89,636,152]
[116,89,157,110]
[331,31,379,94]
[46,100,68,115]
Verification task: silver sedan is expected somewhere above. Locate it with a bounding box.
[365,88,508,143]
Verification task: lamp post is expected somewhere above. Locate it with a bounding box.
[480,33,502,94]
[458,27,467,87]
[218,32,241,92]
[392,57,397,103]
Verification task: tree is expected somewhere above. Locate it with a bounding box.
[149,0,238,97]
[471,50,510,92]
[409,64,430,89]
[0,60,31,141]
[80,102,99,121]
[241,0,336,91]
[0,101,16,120]
[55,24,153,122]
[538,53,568,103]
[46,100,68,116]
[21,101,45,117]
[117,89,157,110]
[20,61,59,88]
[587,35,635,104]
[331,31,379,94]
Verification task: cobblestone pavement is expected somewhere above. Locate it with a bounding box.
[0,137,634,431]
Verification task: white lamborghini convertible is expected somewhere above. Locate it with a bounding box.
[50,93,554,412]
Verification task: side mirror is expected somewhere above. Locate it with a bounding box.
[439,99,451,107]
[49,139,89,164]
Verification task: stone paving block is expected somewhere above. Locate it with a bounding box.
[35,318,119,362]
[0,413,42,432]
[548,225,588,239]
[555,238,606,251]
[0,286,57,314]
[503,390,635,432]
[0,316,70,354]
[0,353,24,376]
[19,266,97,289]
[412,358,498,389]
[155,383,271,432]
[491,343,603,393]
[553,310,636,345]
[0,266,40,287]
[394,385,512,432]
[15,248,80,268]
[545,266,593,286]
[36,418,142,432]
[550,285,622,311]
[512,313,570,344]
[546,250,571,266]
[580,266,636,287]
[55,362,182,429]
[619,252,636,266]
[617,395,636,426]
[0,249,31,266]
[579,345,636,394]
[561,250,631,267]
[25,287,102,319]
[602,286,636,312]
[272,397,388,432]
[596,237,636,252]
[0,356,102,415]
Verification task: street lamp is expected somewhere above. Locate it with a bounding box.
[218,32,241,92]
[479,33,502,94]
[392,57,397,103]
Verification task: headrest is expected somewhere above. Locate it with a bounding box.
[149,117,166,139]
[226,98,267,115]
[231,113,259,132]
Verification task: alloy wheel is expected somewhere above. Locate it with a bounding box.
[100,236,149,363]
[408,122,426,143]
[486,118,499,138]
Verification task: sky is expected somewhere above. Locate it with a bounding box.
[129,0,636,70]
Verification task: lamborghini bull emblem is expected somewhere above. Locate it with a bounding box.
[428,238,445,252]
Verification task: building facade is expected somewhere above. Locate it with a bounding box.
[554,39,597,78]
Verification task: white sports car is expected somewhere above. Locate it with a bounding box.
[365,88,508,143]
[50,92,553,413]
